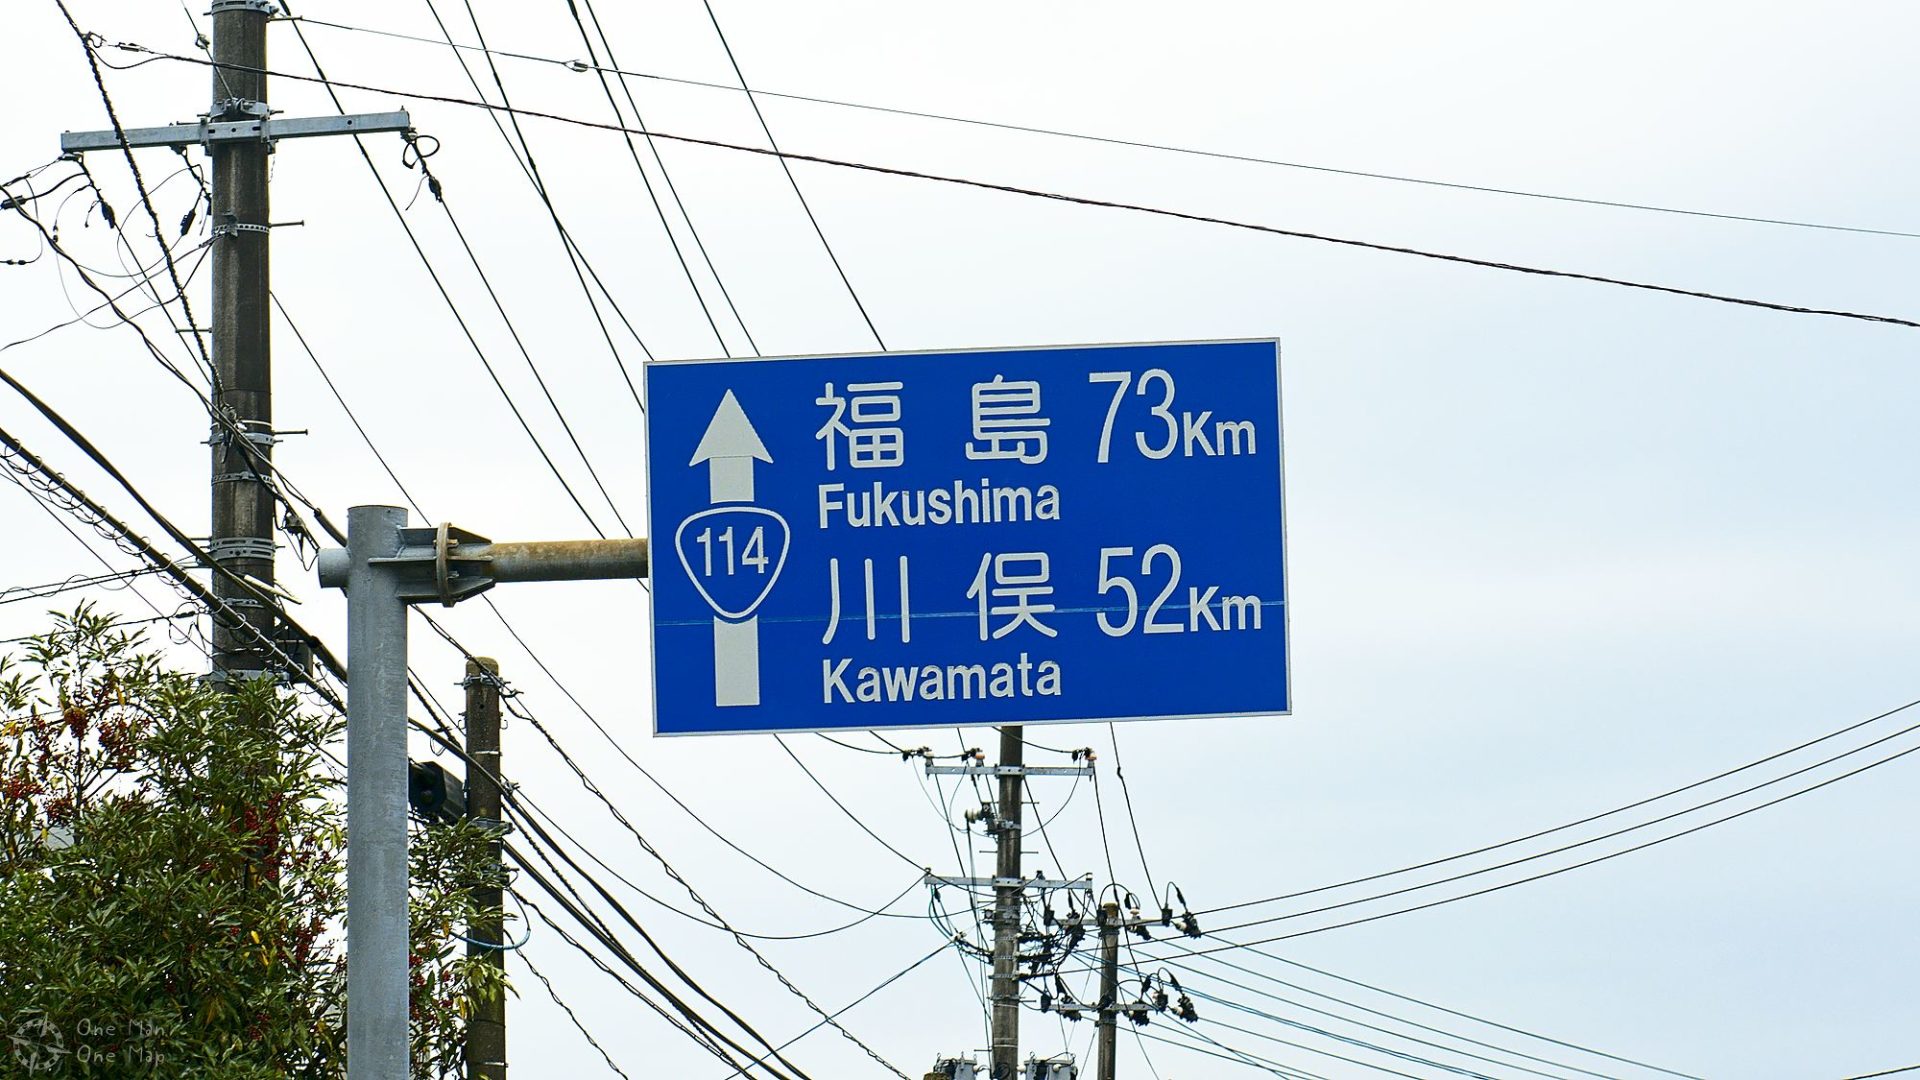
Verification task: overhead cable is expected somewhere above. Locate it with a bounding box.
[101,44,1920,331]
[516,951,637,1079]
[1192,697,1920,940]
[695,0,886,348]
[558,0,750,355]
[1196,696,1920,920]
[282,14,1920,241]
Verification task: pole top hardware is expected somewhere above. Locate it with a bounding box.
[926,763,1095,779]
[209,98,271,121]
[204,537,278,564]
[208,0,279,14]
[925,873,1095,893]
[61,110,411,155]
[433,522,491,607]
[203,421,279,446]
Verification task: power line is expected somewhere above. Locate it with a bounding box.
[507,835,817,1080]
[516,951,636,1080]
[512,880,789,1077]
[718,939,957,1080]
[1189,1011,1433,1079]
[100,43,1920,331]
[507,779,928,941]
[273,36,940,1039]
[1133,1029,1310,1077]
[510,827,812,1079]
[1196,698,1920,939]
[1156,718,1920,958]
[1145,949,1665,1080]
[1196,696,1920,920]
[0,356,878,1080]
[0,419,342,716]
[0,566,165,606]
[279,238,922,926]
[423,0,659,406]
[1134,1018,1346,1080]
[0,455,205,655]
[0,612,191,651]
[19,51,883,1069]
[1183,944,1697,1079]
[1106,724,1158,903]
[776,734,928,872]
[1119,960,1586,1080]
[500,697,910,1078]
[282,14,1920,241]
[53,4,214,382]
[695,0,886,348]
[432,602,921,916]
[269,291,425,512]
[559,0,751,356]
[1089,766,1121,890]
[6,204,211,403]
[393,142,635,537]
[269,7,621,538]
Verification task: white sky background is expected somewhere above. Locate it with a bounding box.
[3,1,1918,1077]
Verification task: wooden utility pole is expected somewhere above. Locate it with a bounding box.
[205,0,276,682]
[1095,901,1120,1080]
[464,657,506,1080]
[989,724,1024,1080]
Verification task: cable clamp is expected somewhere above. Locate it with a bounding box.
[215,595,270,611]
[198,103,277,153]
[459,667,509,691]
[211,218,271,239]
[201,666,281,687]
[205,537,278,563]
[205,422,280,446]
[209,97,271,121]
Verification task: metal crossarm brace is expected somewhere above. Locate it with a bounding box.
[925,764,1094,778]
[60,110,412,153]
[926,874,1094,892]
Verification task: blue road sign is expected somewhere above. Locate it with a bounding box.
[645,340,1288,736]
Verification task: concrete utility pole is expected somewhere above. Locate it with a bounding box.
[204,0,275,682]
[464,657,506,1080]
[1095,901,1120,1080]
[60,13,410,681]
[990,724,1024,1080]
[319,509,648,1080]
[925,742,1093,1079]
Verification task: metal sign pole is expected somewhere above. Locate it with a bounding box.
[341,506,412,1080]
[318,508,647,1078]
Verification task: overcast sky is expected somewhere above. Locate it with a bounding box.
[4,2,1918,1077]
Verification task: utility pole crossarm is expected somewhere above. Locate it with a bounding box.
[59,111,412,153]
[925,764,1093,778]
[925,875,1093,893]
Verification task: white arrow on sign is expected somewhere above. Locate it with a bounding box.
[689,390,772,707]
[689,389,771,503]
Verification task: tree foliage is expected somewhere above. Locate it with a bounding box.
[0,607,507,1077]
